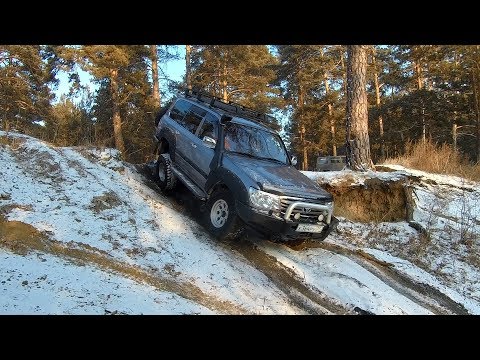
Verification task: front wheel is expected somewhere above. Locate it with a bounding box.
[205,189,242,240]
[155,153,177,191]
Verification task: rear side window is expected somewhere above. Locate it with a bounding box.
[170,99,190,123]
[198,113,218,139]
[183,105,207,134]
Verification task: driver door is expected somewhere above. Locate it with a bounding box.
[188,112,218,189]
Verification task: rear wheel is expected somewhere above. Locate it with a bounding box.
[156,153,177,191]
[205,189,242,240]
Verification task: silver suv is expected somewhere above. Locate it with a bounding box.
[153,90,337,241]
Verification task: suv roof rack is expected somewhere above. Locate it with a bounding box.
[184,88,280,131]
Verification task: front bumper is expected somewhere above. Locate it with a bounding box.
[236,200,337,242]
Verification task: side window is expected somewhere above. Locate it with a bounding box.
[182,105,206,135]
[169,99,190,123]
[198,113,218,139]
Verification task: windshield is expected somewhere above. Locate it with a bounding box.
[224,122,289,164]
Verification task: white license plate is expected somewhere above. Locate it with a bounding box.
[296,224,324,233]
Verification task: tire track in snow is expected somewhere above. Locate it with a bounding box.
[227,238,350,314]
[289,240,469,315]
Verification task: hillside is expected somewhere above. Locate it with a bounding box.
[1,131,479,314]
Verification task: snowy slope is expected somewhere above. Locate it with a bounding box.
[0,131,301,314]
[1,131,479,314]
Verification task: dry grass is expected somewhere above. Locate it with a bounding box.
[0,134,27,149]
[383,139,480,181]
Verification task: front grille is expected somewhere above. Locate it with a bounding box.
[280,196,329,223]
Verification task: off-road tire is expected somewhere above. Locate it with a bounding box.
[156,153,177,191]
[205,189,242,240]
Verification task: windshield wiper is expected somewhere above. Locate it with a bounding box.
[229,152,286,164]
[255,156,286,164]
[228,151,258,159]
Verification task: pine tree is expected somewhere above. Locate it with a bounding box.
[346,45,374,171]
[68,45,151,158]
[277,45,310,169]
[469,45,480,162]
[277,45,345,170]
[150,45,160,108]
[186,45,192,90]
[148,45,179,110]
[372,45,479,162]
[91,80,114,147]
[190,45,281,113]
[370,46,385,160]
[48,95,92,146]
[81,46,155,162]
[0,45,54,133]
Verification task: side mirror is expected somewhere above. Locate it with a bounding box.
[291,155,297,166]
[202,136,217,149]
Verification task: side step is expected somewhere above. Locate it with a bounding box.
[171,166,207,201]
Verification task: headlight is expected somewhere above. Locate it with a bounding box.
[248,187,281,212]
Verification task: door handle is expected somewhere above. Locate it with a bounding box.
[191,143,197,148]
[175,130,180,135]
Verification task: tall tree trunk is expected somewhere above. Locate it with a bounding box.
[372,49,385,160]
[340,48,347,96]
[324,74,337,156]
[421,102,426,143]
[3,104,9,131]
[150,45,160,108]
[346,45,374,171]
[301,124,308,170]
[414,60,423,90]
[109,68,126,157]
[222,59,228,102]
[3,60,11,132]
[298,85,308,170]
[426,63,433,90]
[473,66,480,163]
[452,122,457,153]
[185,45,192,90]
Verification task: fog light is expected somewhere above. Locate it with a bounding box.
[318,214,324,222]
[294,212,301,220]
